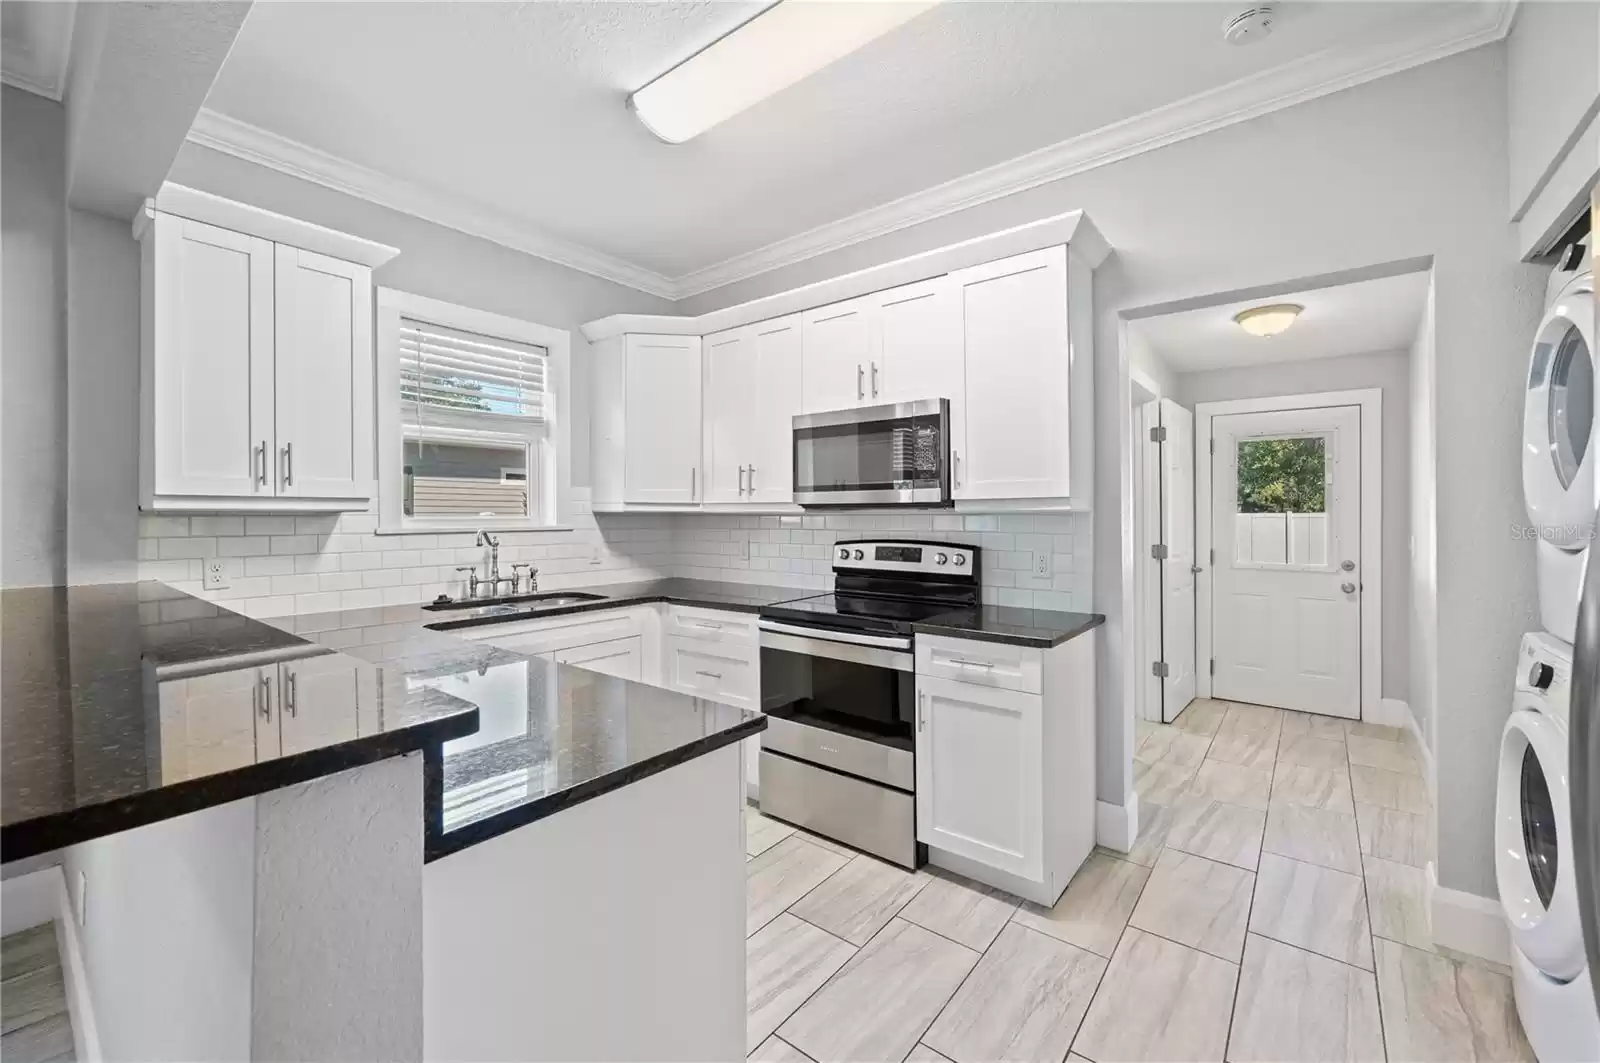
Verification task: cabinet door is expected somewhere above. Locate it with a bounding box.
[801,296,878,413]
[876,276,966,479]
[279,655,363,755]
[552,636,643,681]
[624,335,703,503]
[274,246,373,499]
[915,675,1043,880]
[157,666,270,782]
[150,214,276,499]
[952,246,1071,500]
[701,328,757,503]
[751,315,803,504]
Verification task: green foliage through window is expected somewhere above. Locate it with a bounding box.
[1237,437,1325,513]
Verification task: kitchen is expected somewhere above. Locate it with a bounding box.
[1,2,1583,1062]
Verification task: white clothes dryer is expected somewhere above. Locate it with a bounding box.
[1524,238,1595,644]
[1497,631,1600,1061]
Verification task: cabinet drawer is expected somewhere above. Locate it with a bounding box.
[464,607,645,656]
[915,635,1042,694]
[664,604,758,645]
[664,636,757,711]
[552,636,643,682]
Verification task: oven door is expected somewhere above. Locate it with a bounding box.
[793,398,950,507]
[758,622,915,790]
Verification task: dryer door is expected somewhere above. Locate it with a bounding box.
[1523,279,1597,549]
[1497,705,1586,981]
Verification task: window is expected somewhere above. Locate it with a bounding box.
[377,290,570,532]
[1234,435,1327,566]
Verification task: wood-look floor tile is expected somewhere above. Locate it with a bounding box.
[905,1044,954,1063]
[1012,853,1150,957]
[0,1013,74,1063]
[793,828,858,858]
[1129,848,1253,962]
[1364,855,1433,951]
[1350,765,1430,814]
[1227,934,1384,1063]
[1223,703,1284,732]
[1072,927,1238,1063]
[1271,764,1355,815]
[1135,759,1198,805]
[924,923,1106,1063]
[748,836,850,936]
[1262,804,1362,874]
[898,868,1021,952]
[1187,760,1273,810]
[1122,800,1178,867]
[1137,727,1214,771]
[1346,721,1407,743]
[789,855,929,946]
[1207,718,1281,771]
[0,926,58,983]
[1375,938,1535,1062]
[778,919,979,1063]
[750,1035,815,1063]
[747,808,798,857]
[1355,803,1435,867]
[747,914,857,1053]
[1173,699,1228,737]
[1281,712,1349,741]
[1248,853,1372,970]
[1165,797,1267,870]
[1135,719,1162,754]
[1348,734,1422,775]
[1276,735,1349,772]
[1,964,67,1035]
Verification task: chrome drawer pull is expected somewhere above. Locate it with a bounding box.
[695,669,723,680]
[949,658,996,669]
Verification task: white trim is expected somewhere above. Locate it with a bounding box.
[1432,873,1513,968]
[1095,795,1140,854]
[0,866,103,1060]
[180,2,1509,302]
[1195,389,1384,720]
[579,211,1107,341]
[1378,696,1439,799]
[376,288,572,534]
[186,110,678,299]
[133,184,400,267]
[1134,400,1163,723]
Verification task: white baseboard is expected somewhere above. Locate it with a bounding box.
[1369,696,1411,729]
[1,866,101,1060]
[1431,871,1512,968]
[1095,794,1139,853]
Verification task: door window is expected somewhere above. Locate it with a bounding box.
[1234,436,1328,567]
[1547,323,1594,489]
[1520,744,1560,909]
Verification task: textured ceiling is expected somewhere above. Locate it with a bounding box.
[204,1,1484,280]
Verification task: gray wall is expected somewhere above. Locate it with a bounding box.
[678,46,1542,900]
[1171,349,1413,702]
[2,86,68,587]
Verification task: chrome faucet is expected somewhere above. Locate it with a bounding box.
[476,530,515,596]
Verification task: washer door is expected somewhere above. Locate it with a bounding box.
[1497,706,1585,980]
[1524,277,1597,549]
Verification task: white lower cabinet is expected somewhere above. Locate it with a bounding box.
[552,636,643,682]
[663,636,758,712]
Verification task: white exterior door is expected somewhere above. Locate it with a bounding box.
[1211,406,1361,718]
[952,246,1072,500]
[801,296,877,413]
[1159,399,1198,721]
[274,246,373,499]
[150,214,276,499]
[624,335,702,503]
[750,316,802,504]
[701,327,756,503]
[914,676,1043,880]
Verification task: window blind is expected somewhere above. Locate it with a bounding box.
[399,318,548,424]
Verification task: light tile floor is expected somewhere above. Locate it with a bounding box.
[744,699,1536,1063]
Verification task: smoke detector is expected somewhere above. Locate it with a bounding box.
[1222,5,1276,45]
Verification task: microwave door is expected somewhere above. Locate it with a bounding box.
[793,399,950,507]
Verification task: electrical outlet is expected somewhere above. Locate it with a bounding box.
[204,558,230,590]
[1034,551,1052,578]
[588,544,603,565]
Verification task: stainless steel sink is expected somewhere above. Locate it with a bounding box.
[523,595,602,609]
[421,591,608,613]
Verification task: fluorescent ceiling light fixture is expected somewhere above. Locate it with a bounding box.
[1233,303,1304,337]
[629,0,941,144]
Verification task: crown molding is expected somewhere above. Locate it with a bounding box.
[669,1,1514,298]
[186,109,679,300]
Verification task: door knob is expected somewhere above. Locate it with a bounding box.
[1190,565,1203,574]
[1341,582,1357,594]
[1340,560,1355,572]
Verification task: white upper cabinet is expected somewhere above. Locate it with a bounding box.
[624,334,703,504]
[702,327,758,504]
[138,185,397,512]
[951,246,1072,501]
[750,316,802,504]
[801,295,879,413]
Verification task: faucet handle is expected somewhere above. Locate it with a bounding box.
[454,566,482,597]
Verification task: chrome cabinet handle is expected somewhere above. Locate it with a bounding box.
[871,361,879,398]
[690,620,724,630]
[691,467,697,500]
[738,465,747,495]
[284,669,297,717]
[918,690,926,732]
[282,443,293,487]
[695,669,723,680]
[748,464,756,492]
[954,452,962,489]
[256,441,267,487]
[857,364,865,401]
[258,672,272,719]
[949,657,995,669]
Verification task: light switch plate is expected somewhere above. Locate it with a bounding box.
[204,558,230,590]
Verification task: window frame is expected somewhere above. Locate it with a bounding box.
[376,288,571,534]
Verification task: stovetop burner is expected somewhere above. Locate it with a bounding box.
[758,538,981,636]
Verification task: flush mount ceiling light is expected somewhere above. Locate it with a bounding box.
[1233,303,1304,337]
[628,0,941,144]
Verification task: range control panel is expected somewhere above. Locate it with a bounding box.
[832,539,977,576]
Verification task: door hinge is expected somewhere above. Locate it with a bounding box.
[1209,658,1216,676]
[1209,438,1215,454]
[1149,426,1167,442]
[1209,548,1215,565]
[1151,544,1169,560]
[1152,661,1170,678]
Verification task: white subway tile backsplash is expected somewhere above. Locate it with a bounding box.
[246,516,297,536]
[160,537,216,560]
[245,556,295,578]
[190,516,244,537]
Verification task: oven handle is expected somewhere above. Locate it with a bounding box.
[758,624,914,672]
[758,620,911,651]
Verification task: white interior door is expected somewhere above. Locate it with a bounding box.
[1159,399,1198,721]
[1211,406,1361,718]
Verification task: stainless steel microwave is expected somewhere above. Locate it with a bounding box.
[792,398,951,507]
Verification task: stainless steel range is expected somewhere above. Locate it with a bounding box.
[756,539,980,868]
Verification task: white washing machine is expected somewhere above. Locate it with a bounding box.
[1524,237,1595,644]
[1497,631,1600,1062]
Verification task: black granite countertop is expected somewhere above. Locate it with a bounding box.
[0,583,479,863]
[418,577,814,631]
[913,607,1106,648]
